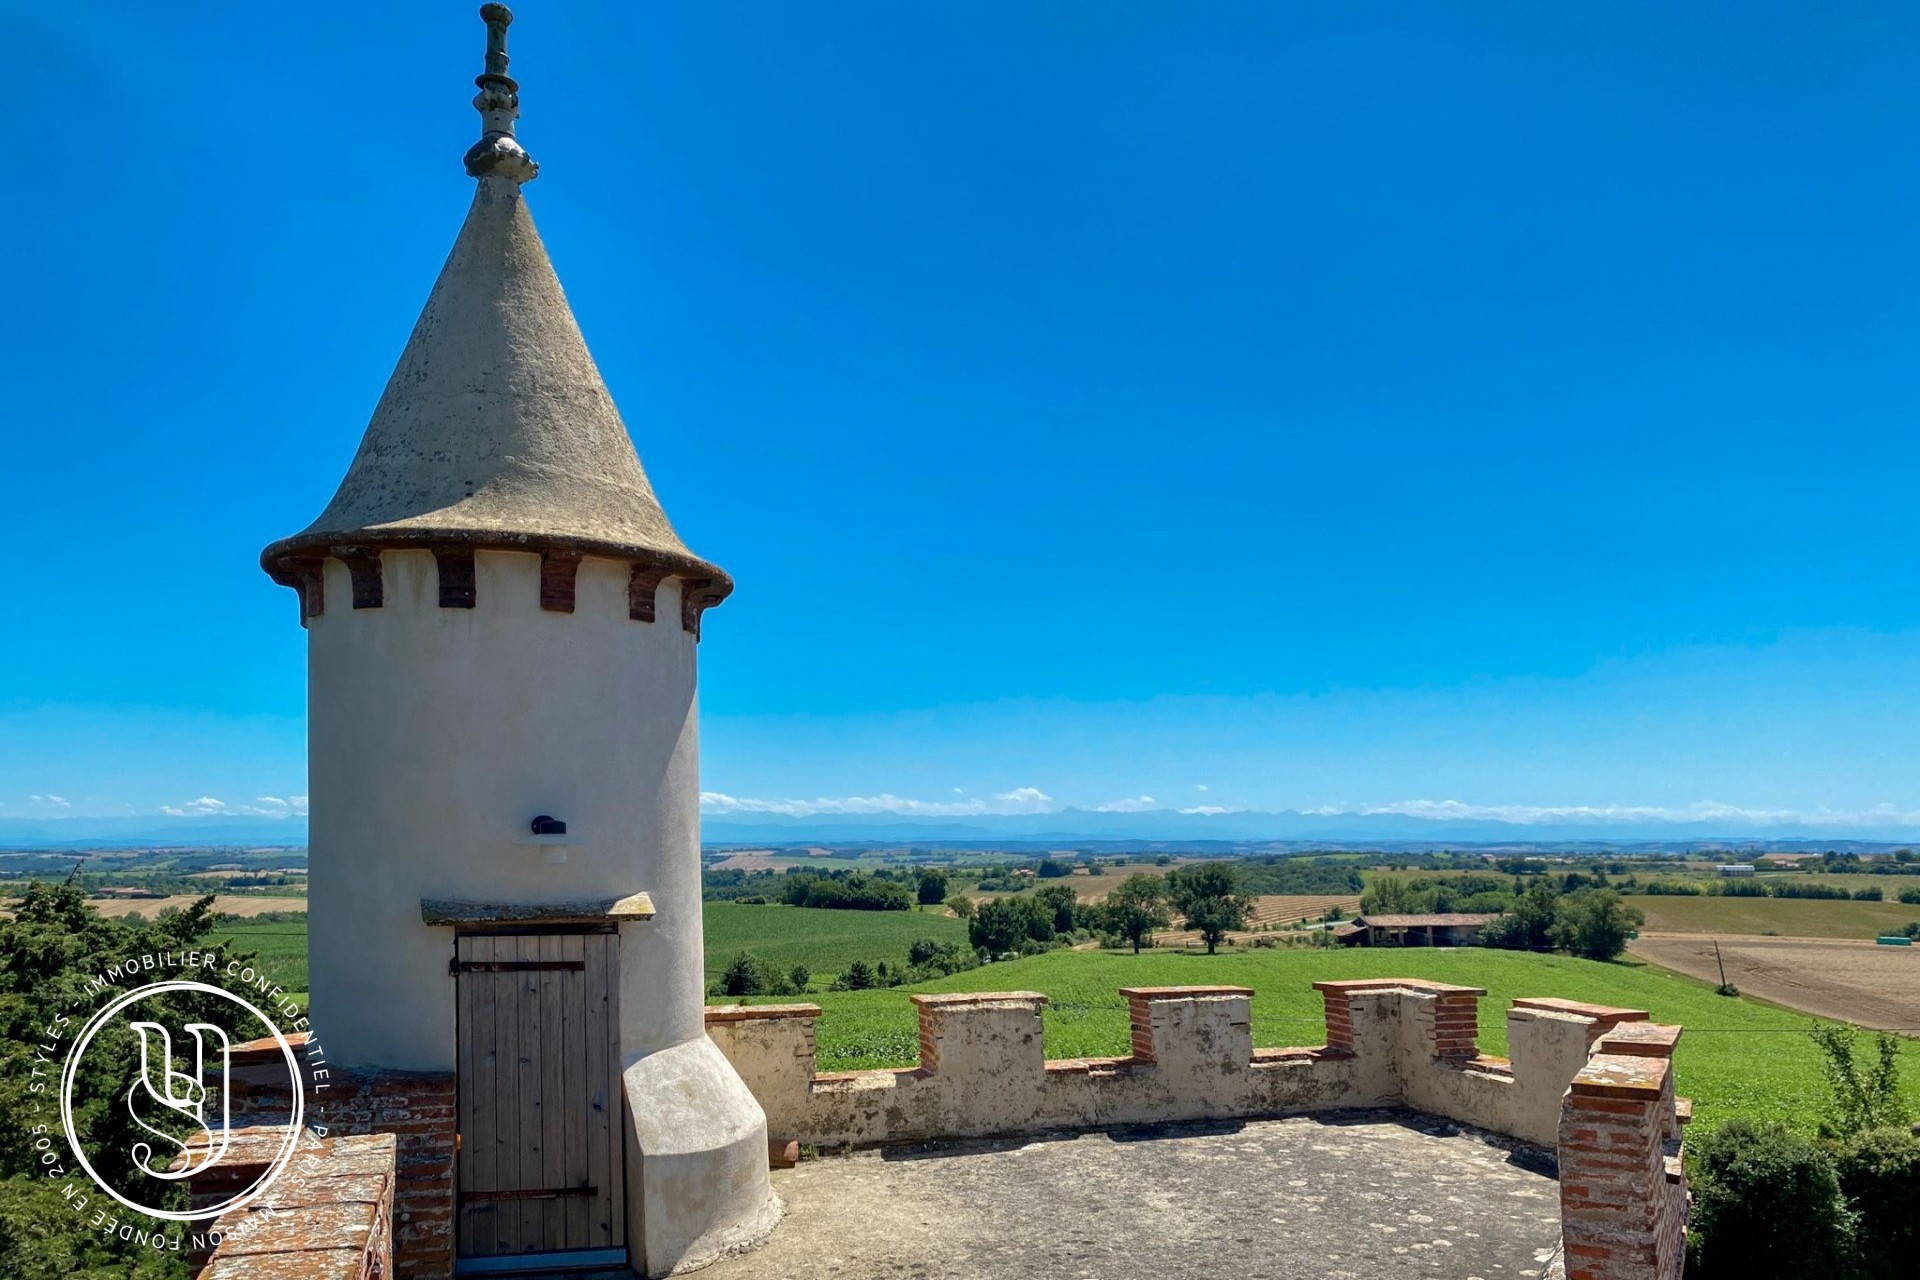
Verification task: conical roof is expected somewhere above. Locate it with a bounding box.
[263,6,728,595]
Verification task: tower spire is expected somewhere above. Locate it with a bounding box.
[465,4,538,183]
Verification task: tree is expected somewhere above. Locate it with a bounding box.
[1034,882,1080,934]
[1480,878,1559,952]
[789,964,811,992]
[717,952,768,997]
[945,893,976,920]
[1548,888,1643,960]
[916,869,949,906]
[0,884,267,1280]
[1036,858,1071,878]
[969,896,1031,955]
[1105,874,1173,953]
[714,952,798,997]
[1361,874,1410,915]
[1166,864,1252,955]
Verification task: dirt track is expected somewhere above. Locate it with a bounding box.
[1629,933,1920,1031]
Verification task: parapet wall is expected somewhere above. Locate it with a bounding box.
[709,978,1690,1280]
[706,980,1657,1150]
[186,1130,397,1280]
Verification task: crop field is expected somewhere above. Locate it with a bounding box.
[737,947,1920,1130]
[1629,934,1920,1031]
[89,893,309,919]
[1063,863,1185,901]
[1154,894,1363,946]
[211,920,309,1005]
[1632,894,1920,939]
[703,902,970,987]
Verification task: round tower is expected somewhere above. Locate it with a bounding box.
[262,8,775,1275]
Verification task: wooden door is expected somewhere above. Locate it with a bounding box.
[455,932,623,1260]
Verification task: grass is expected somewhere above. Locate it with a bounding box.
[703,901,970,987]
[1634,894,1920,939]
[748,947,1920,1132]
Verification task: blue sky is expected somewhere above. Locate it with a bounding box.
[8,3,1920,830]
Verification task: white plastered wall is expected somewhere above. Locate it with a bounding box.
[306,548,706,1070]
[306,547,774,1274]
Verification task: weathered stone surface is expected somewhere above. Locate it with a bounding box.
[418,892,654,924]
[701,1111,1563,1280]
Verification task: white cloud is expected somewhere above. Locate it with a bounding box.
[161,796,231,817]
[1300,798,1920,827]
[700,787,1054,818]
[1095,795,1158,813]
[1180,805,1229,816]
[159,795,306,819]
[1195,783,1210,792]
[249,796,310,815]
[29,794,71,809]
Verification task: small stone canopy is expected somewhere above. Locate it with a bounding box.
[261,2,729,602]
[420,892,656,925]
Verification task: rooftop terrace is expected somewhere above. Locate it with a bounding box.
[704,1111,1564,1280]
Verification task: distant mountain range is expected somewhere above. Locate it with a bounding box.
[698,807,1920,848]
[7,807,1918,852]
[0,816,311,850]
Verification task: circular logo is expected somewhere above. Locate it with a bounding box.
[59,979,306,1221]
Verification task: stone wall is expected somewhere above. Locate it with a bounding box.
[213,1035,458,1280]
[320,1069,459,1280]
[188,1130,396,1280]
[705,980,1656,1150]
[1557,1021,1689,1280]
[708,978,1689,1280]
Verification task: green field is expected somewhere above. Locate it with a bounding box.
[190,903,969,1008]
[212,919,310,1004]
[703,902,970,987]
[737,948,1920,1131]
[1635,894,1920,939]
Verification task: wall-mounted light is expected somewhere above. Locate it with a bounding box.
[530,815,567,836]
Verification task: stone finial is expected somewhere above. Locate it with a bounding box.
[465,4,539,182]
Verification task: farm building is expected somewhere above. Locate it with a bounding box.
[1337,912,1503,947]
[198,10,1690,1280]
[1716,863,1757,877]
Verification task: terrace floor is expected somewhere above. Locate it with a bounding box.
[702,1109,1565,1280]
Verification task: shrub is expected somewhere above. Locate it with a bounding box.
[788,964,811,992]
[1811,1025,1912,1140]
[831,959,877,991]
[945,893,976,920]
[1852,887,1884,901]
[1774,881,1851,900]
[714,951,800,997]
[1832,1127,1920,1278]
[1897,887,1920,905]
[1687,1119,1851,1278]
